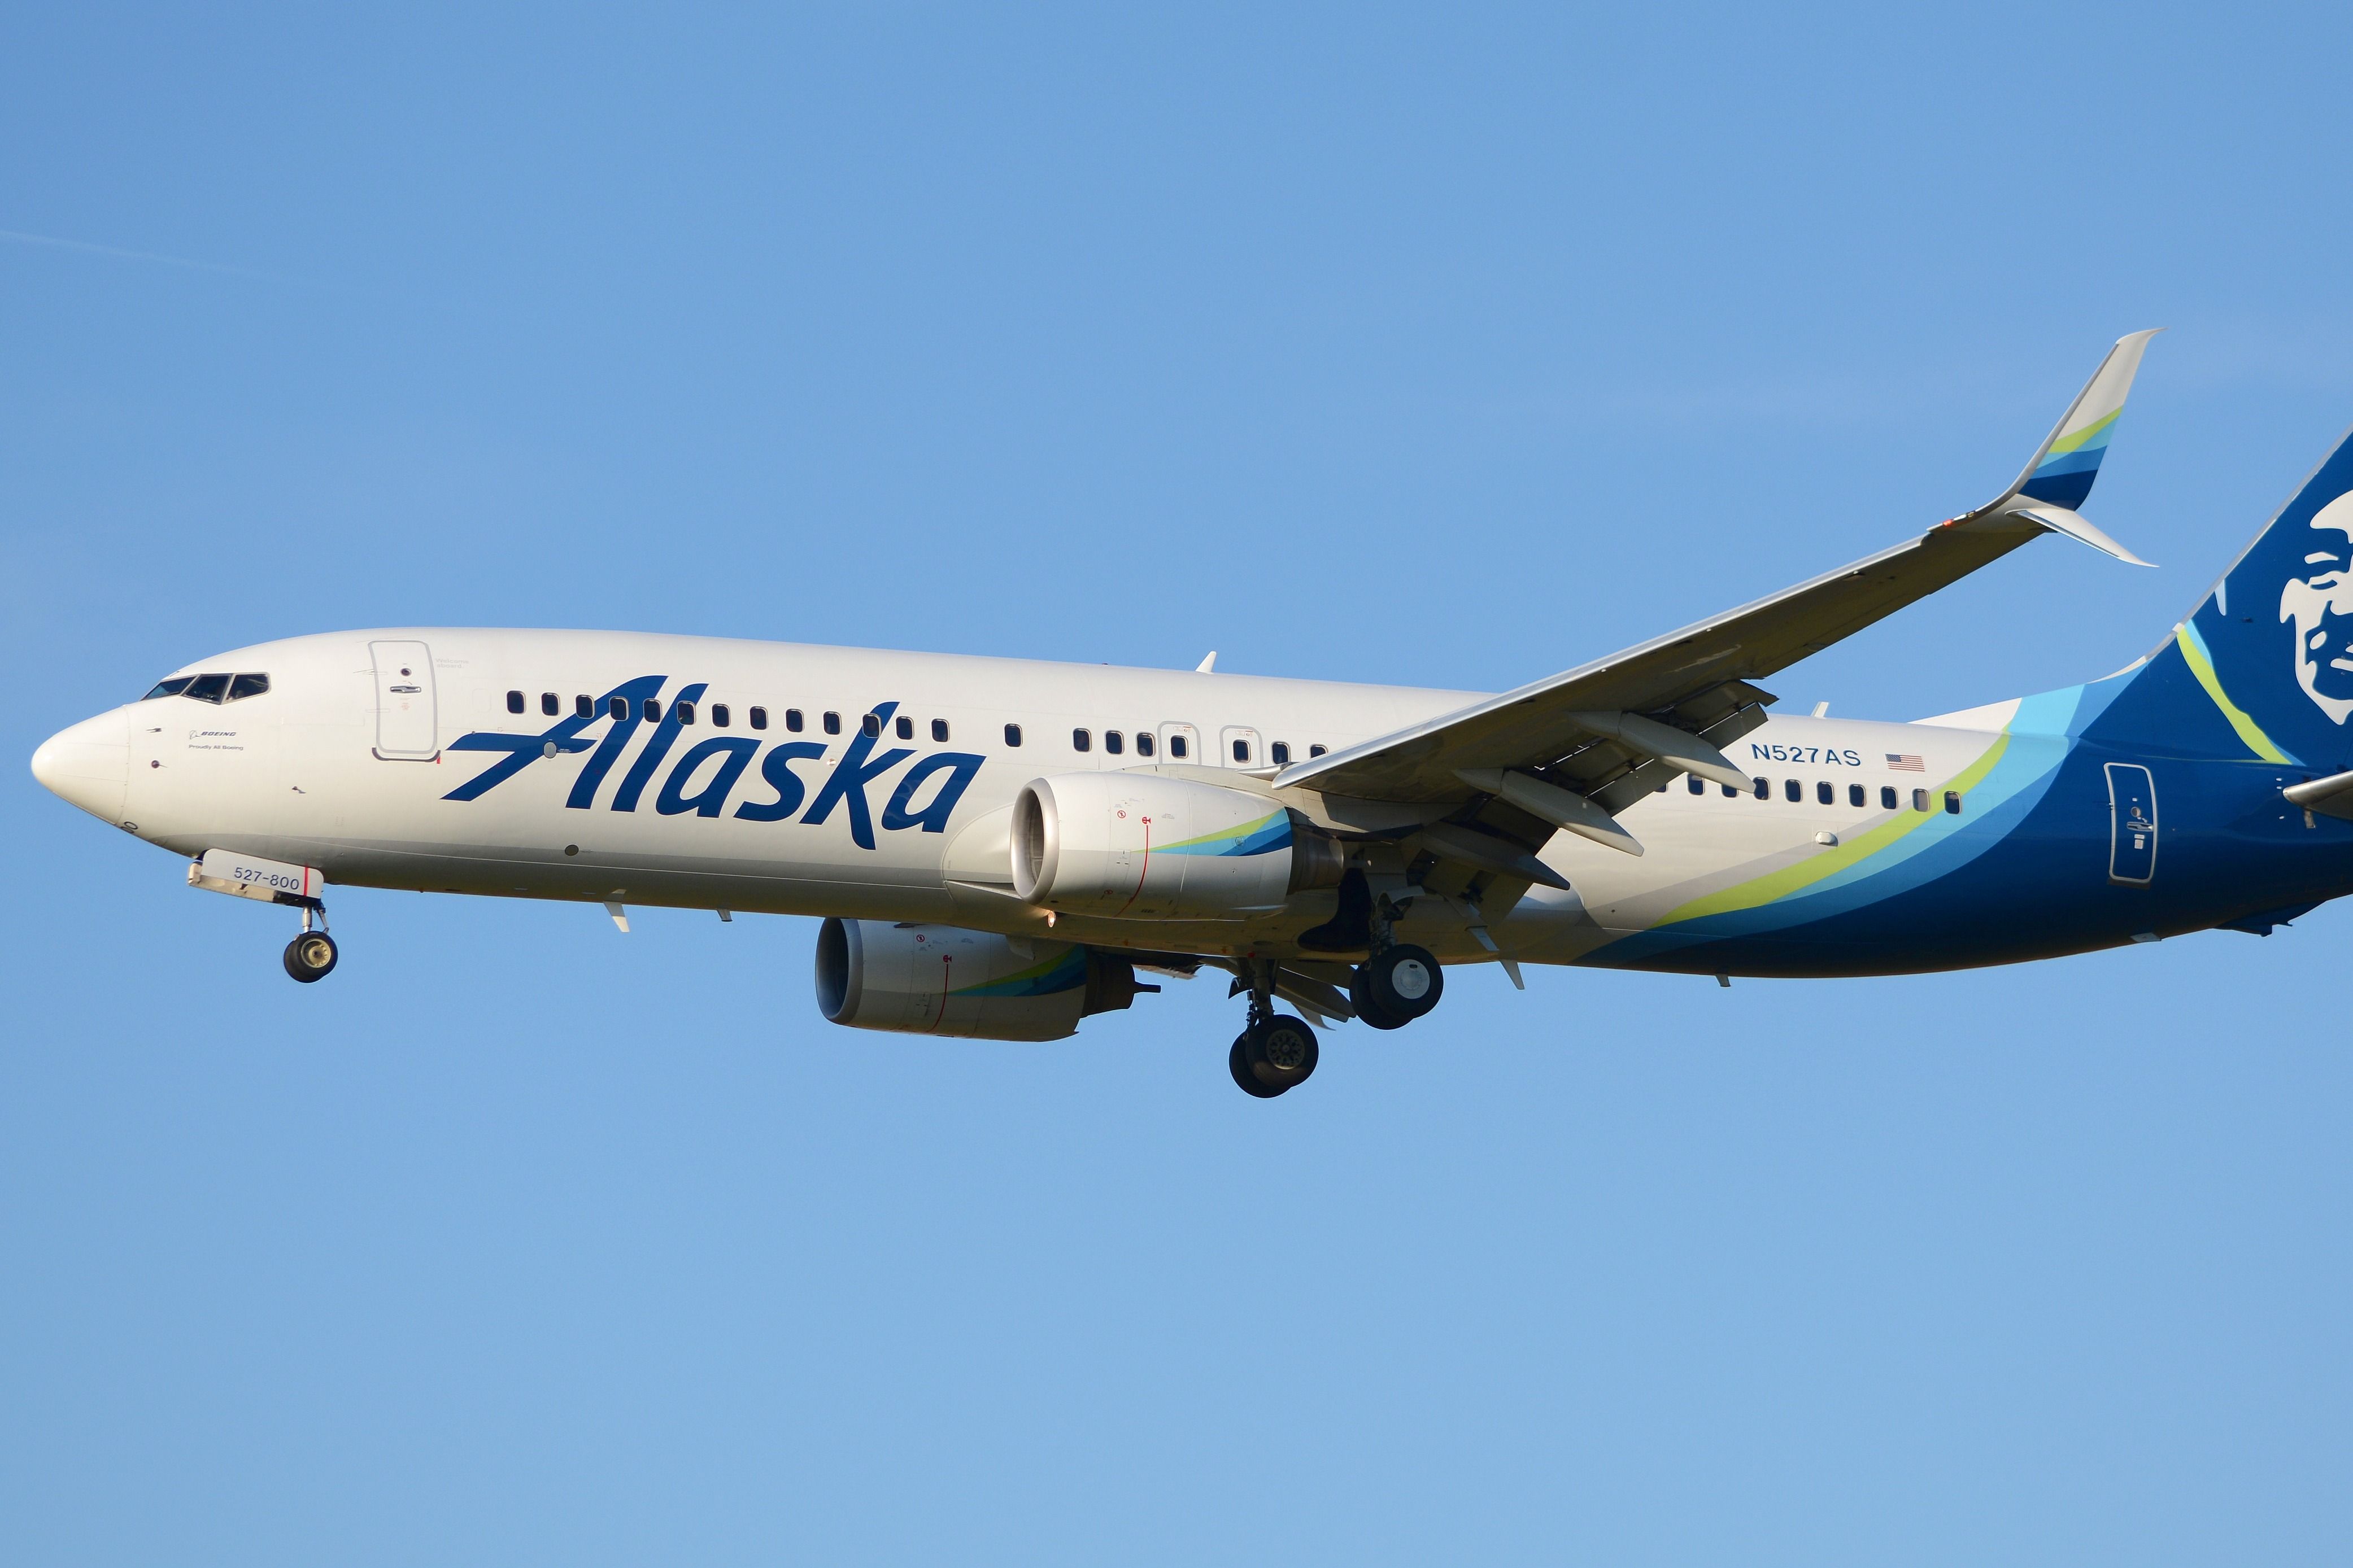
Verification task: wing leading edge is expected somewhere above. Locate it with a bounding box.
[1274,332,2163,829]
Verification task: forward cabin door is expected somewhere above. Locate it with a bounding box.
[2105,762,2157,885]
[369,640,439,760]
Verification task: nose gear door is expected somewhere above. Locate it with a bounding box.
[369,640,439,760]
[2105,762,2157,885]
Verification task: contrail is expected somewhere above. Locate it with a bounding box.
[0,226,307,285]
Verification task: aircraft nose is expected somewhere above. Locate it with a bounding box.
[31,707,130,825]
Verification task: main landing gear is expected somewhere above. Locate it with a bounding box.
[1227,896,1450,1097]
[1351,942,1443,1030]
[282,902,338,984]
[1230,960,1321,1098]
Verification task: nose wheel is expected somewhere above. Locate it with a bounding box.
[284,931,339,982]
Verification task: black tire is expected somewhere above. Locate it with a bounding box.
[1245,1015,1319,1093]
[1350,964,1409,1030]
[1365,944,1442,1021]
[284,932,338,983]
[1230,1035,1283,1098]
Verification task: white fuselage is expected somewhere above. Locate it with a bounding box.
[62,628,2008,968]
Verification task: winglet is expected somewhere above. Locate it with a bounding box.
[2006,329,2163,510]
[2013,503,2156,567]
[1952,329,2163,565]
[1195,651,1217,674]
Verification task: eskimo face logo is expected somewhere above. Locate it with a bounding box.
[2280,491,2353,725]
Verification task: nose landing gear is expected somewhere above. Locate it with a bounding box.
[284,931,339,982]
[282,902,337,984]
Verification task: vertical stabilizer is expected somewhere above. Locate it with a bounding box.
[2079,422,2353,772]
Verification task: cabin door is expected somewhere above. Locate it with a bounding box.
[2105,762,2157,885]
[369,640,439,760]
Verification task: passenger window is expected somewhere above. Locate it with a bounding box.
[609,696,629,720]
[823,711,841,735]
[1722,781,1739,797]
[1232,738,1251,763]
[1309,744,1327,757]
[643,699,661,722]
[1073,728,1092,753]
[895,715,913,740]
[1105,731,1125,755]
[1945,790,1963,815]
[1752,778,1768,800]
[1689,775,1706,795]
[507,689,525,714]
[1848,784,1864,807]
[1911,788,1930,812]
[1271,741,1291,765]
[712,704,730,728]
[676,701,696,726]
[228,674,271,701]
[1170,735,1189,759]
[931,719,949,742]
[750,706,768,731]
[183,673,230,704]
[1784,778,1802,802]
[576,695,592,719]
[1004,723,1022,747]
[1880,785,1898,810]
[541,692,558,716]
[862,713,881,737]
[142,676,194,700]
[1816,780,1833,805]
[1135,732,1155,757]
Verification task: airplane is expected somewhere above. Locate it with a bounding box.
[33,331,2353,1097]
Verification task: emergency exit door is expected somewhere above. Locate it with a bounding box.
[369,640,439,760]
[2105,762,2157,885]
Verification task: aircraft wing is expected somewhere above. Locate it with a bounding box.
[1272,331,2163,854]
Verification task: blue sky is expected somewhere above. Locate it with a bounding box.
[6,5,2352,1562]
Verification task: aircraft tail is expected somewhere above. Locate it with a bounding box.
[2073,420,2353,772]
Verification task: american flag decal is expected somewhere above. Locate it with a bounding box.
[1886,753,1925,772]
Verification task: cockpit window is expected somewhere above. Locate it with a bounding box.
[145,671,267,701]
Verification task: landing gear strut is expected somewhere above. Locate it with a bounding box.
[282,902,338,983]
[1229,958,1319,1098]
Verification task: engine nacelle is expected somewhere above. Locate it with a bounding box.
[814,918,1146,1041]
[1010,771,1343,919]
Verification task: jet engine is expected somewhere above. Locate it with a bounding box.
[814,917,1149,1041]
[1010,771,1345,920]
